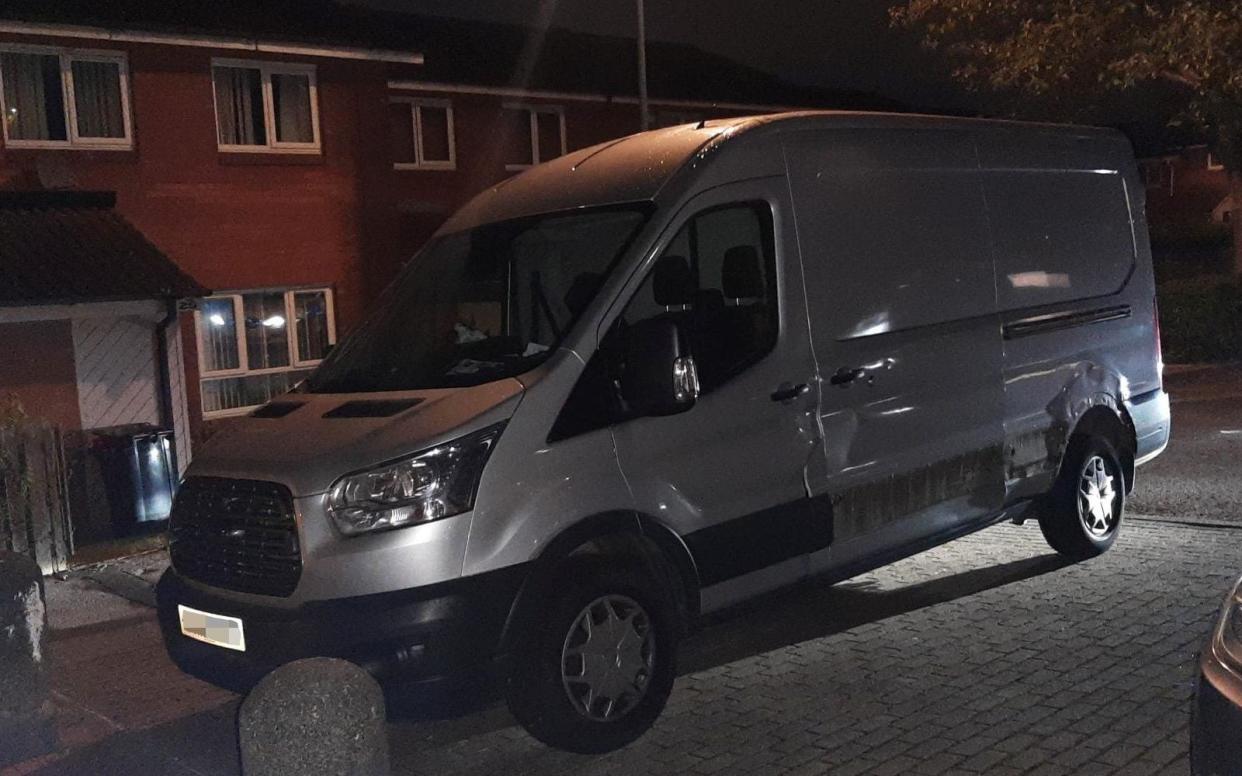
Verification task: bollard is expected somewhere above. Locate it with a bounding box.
[0,551,57,767]
[238,657,389,776]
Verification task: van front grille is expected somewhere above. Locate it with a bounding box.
[169,477,302,597]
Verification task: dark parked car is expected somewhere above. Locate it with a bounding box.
[1193,575,1242,775]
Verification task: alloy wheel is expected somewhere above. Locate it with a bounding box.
[1078,454,1119,537]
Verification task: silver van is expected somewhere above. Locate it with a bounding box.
[157,112,1170,753]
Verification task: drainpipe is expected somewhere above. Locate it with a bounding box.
[154,297,179,432]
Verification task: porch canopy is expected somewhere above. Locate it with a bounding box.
[0,191,207,306]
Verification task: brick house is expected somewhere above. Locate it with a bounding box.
[1139,144,1234,231]
[0,0,886,478]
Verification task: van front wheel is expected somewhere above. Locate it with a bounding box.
[1039,436,1125,559]
[505,556,678,754]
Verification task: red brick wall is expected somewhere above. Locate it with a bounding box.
[0,320,81,430]
[1142,147,1230,228]
[0,36,386,334]
[369,93,649,293]
[0,31,762,438]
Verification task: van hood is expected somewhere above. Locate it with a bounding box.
[187,379,524,497]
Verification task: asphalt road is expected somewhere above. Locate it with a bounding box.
[1129,364,1242,523]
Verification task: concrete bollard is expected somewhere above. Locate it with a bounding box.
[0,551,57,767]
[238,657,390,776]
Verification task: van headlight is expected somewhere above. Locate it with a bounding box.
[327,423,505,536]
[1217,575,1242,669]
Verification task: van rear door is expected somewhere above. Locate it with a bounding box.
[783,128,1007,560]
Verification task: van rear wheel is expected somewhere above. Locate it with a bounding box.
[1039,436,1124,559]
[505,556,678,754]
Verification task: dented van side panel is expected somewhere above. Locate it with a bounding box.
[781,128,1008,563]
[980,130,1161,501]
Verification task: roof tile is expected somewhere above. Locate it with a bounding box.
[0,191,209,306]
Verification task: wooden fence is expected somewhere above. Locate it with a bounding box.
[0,421,73,575]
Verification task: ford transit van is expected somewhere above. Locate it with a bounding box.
[157,112,1170,753]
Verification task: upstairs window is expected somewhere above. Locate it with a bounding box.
[0,46,132,149]
[212,60,319,153]
[389,97,455,169]
[503,104,565,170]
[197,287,335,416]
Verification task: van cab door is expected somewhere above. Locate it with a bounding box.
[607,176,826,603]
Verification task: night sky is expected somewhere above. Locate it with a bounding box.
[350,0,974,112]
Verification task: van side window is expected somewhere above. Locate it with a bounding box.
[621,202,778,392]
[983,171,1135,310]
[548,202,778,442]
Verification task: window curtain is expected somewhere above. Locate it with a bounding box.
[294,292,330,361]
[71,59,125,139]
[1,52,65,141]
[213,66,263,145]
[200,297,240,373]
[272,73,313,143]
[243,292,290,370]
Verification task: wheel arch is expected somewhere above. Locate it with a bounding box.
[1063,399,1137,493]
[497,511,701,655]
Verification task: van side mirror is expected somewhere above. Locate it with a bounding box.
[620,318,700,416]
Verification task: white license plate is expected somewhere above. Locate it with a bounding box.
[178,604,246,652]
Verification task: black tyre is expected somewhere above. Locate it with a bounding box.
[1039,435,1125,559]
[505,555,679,754]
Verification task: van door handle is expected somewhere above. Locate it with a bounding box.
[829,367,867,386]
[770,382,810,402]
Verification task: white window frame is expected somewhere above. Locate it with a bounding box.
[390,97,456,170]
[211,58,321,155]
[0,43,133,150]
[195,286,336,418]
[1208,152,1224,171]
[503,103,566,171]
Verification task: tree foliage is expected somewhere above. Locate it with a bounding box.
[892,0,1242,168]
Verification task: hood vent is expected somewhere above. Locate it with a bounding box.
[251,401,305,418]
[323,398,423,418]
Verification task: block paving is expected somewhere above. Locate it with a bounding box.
[394,520,1237,775]
[20,518,1239,775]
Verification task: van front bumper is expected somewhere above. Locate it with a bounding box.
[155,565,527,695]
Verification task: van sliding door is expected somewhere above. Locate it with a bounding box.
[783,128,1007,568]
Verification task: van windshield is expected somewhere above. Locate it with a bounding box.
[306,205,650,392]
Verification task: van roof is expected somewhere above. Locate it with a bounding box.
[439,111,1120,234]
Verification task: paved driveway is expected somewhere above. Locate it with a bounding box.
[387,520,1230,776]
[28,520,1232,776]
[23,364,1242,776]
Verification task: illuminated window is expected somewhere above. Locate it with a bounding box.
[197,288,335,416]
